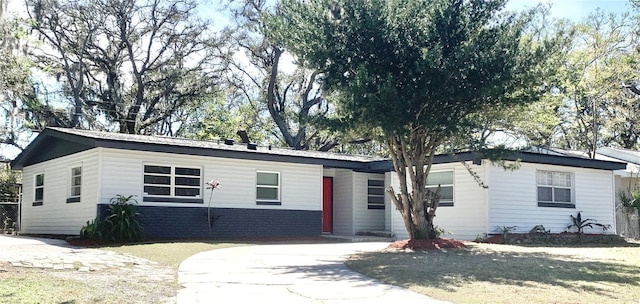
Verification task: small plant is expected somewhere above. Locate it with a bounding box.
[567,211,611,234]
[205,180,221,236]
[494,225,518,243]
[104,195,143,242]
[80,217,103,241]
[618,189,640,212]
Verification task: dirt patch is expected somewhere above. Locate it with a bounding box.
[387,238,467,250]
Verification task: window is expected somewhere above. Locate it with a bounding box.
[367,179,385,210]
[426,171,454,207]
[256,171,280,205]
[34,173,44,206]
[67,166,82,203]
[537,170,574,208]
[143,165,202,203]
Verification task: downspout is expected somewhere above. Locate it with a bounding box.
[484,160,490,236]
[96,148,103,219]
[611,171,617,235]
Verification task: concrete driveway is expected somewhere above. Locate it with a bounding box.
[177,242,448,304]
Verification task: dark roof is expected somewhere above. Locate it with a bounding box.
[10,127,387,172]
[10,128,627,172]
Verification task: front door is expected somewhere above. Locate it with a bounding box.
[322,177,333,233]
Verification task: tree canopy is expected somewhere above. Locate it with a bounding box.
[269,0,563,238]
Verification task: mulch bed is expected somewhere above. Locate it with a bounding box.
[388,238,467,250]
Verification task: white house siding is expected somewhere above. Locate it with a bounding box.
[389,162,488,240]
[21,149,100,235]
[99,148,322,211]
[353,172,385,233]
[331,169,354,235]
[488,162,616,235]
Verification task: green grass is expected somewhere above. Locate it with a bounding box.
[102,241,243,268]
[347,243,640,304]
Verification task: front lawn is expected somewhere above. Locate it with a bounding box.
[347,242,640,304]
[103,241,242,268]
[0,241,243,304]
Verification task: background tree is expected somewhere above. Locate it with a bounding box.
[0,0,40,153]
[27,0,223,135]
[271,0,562,239]
[553,11,637,155]
[218,0,339,150]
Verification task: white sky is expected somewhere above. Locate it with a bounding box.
[505,0,632,20]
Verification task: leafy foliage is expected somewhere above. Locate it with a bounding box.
[80,195,143,242]
[104,195,144,242]
[567,211,611,234]
[617,189,640,211]
[26,0,223,135]
[270,0,563,239]
[79,217,104,241]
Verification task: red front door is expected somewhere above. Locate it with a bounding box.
[322,177,333,233]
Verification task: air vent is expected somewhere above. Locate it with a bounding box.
[224,139,234,145]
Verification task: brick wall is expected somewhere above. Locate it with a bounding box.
[97,204,322,239]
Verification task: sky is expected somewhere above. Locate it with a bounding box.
[505,0,632,20]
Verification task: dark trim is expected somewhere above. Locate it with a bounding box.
[431,151,626,171]
[367,205,385,210]
[439,202,454,207]
[538,202,575,208]
[256,201,282,206]
[11,128,627,172]
[66,197,81,203]
[32,201,43,206]
[142,196,204,204]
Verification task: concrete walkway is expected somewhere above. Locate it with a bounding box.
[0,235,158,272]
[177,242,449,304]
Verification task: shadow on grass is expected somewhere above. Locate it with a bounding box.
[347,247,640,297]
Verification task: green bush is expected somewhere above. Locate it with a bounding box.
[104,195,144,242]
[79,217,103,241]
[78,194,143,243]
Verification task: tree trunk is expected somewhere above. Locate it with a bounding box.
[386,131,443,239]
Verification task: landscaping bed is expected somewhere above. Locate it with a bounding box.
[482,232,628,245]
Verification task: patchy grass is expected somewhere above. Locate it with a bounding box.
[102,241,243,268]
[0,266,150,304]
[0,241,244,304]
[347,242,640,304]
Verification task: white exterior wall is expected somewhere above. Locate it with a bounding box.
[21,149,100,235]
[389,162,488,240]
[331,169,354,235]
[488,162,616,234]
[353,172,385,233]
[99,148,322,211]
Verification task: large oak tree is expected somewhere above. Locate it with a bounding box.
[271,0,561,239]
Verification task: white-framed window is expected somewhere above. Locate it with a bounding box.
[143,165,202,199]
[33,173,44,206]
[426,170,454,207]
[256,171,280,205]
[67,166,82,203]
[367,179,385,210]
[537,170,574,208]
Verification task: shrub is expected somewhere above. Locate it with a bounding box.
[80,217,103,241]
[78,194,144,243]
[104,195,144,242]
[567,211,610,234]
